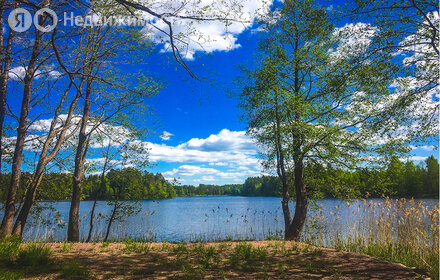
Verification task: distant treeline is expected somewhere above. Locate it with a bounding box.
[176,156,439,199]
[0,156,437,203]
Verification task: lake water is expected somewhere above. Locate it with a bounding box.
[20,196,438,242]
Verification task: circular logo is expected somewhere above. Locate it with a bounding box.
[34,8,57,32]
[8,8,32,32]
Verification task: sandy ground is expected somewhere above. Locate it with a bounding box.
[19,241,430,280]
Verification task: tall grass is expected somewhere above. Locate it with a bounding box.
[0,237,53,276]
[302,198,439,279]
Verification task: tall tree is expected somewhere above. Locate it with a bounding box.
[65,16,160,241]
[237,0,400,240]
[0,0,50,236]
[0,1,15,174]
[349,0,439,143]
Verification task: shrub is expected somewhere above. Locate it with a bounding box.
[17,243,52,269]
[0,237,21,265]
[60,261,91,280]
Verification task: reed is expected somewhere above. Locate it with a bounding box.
[302,198,439,279]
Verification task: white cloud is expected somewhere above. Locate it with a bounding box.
[195,176,216,182]
[160,131,174,140]
[145,129,260,170]
[145,129,264,184]
[400,156,428,161]
[164,163,261,184]
[8,66,61,82]
[179,129,257,153]
[140,0,272,60]
[419,145,437,151]
[163,165,218,177]
[330,22,378,60]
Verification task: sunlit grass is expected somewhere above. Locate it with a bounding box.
[302,197,439,279]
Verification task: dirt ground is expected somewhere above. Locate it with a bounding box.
[21,241,430,280]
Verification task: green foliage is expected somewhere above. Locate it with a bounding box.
[16,243,52,269]
[191,244,219,268]
[0,237,21,265]
[229,242,267,269]
[84,168,176,201]
[61,242,72,252]
[60,261,92,280]
[0,239,53,276]
[0,156,436,209]
[0,270,22,280]
[123,239,151,254]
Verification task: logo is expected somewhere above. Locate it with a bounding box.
[8,8,32,32]
[8,7,148,32]
[8,8,58,33]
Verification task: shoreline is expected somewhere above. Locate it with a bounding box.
[4,240,430,280]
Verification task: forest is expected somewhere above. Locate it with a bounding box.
[1,155,437,204]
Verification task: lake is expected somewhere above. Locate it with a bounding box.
[20,196,438,242]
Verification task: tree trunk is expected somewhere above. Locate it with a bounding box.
[285,158,308,241]
[281,179,291,233]
[11,81,80,237]
[0,6,13,174]
[86,144,110,242]
[86,198,98,242]
[104,202,117,242]
[12,171,44,236]
[67,81,91,242]
[0,28,43,237]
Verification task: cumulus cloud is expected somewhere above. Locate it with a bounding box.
[400,156,428,161]
[147,129,264,184]
[179,129,257,153]
[139,0,272,59]
[163,163,261,184]
[163,165,218,177]
[330,22,378,61]
[8,66,62,82]
[160,131,174,140]
[146,129,260,170]
[419,145,437,151]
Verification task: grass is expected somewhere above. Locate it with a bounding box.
[123,239,151,254]
[0,239,429,279]
[0,270,22,280]
[16,243,53,271]
[302,197,439,279]
[0,237,21,265]
[0,238,54,277]
[60,260,92,280]
[60,242,72,252]
[0,197,436,279]
[229,242,268,270]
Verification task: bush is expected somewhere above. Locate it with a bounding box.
[0,270,22,280]
[229,242,267,269]
[60,261,92,280]
[123,239,151,254]
[17,243,52,268]
[0,237,21,265]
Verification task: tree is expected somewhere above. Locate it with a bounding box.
[103,168,144,241]
[85,124,150,242]
[0,0,55,236]
[349,0,439,143]
[65,15,160,240]
[386,156,405,195]
[237,0,400,240]
[425,155,439,197]
[0,1,15,173]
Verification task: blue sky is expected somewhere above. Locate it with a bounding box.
[5,0,439,185]
[128,19,437,185]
